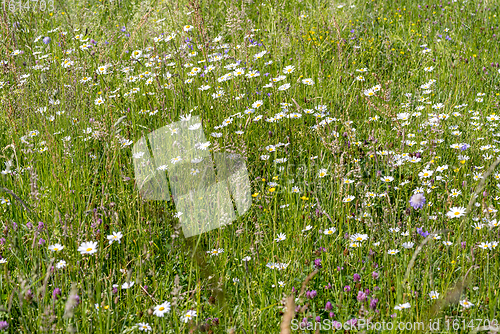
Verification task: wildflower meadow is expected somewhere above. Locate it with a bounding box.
[1,0,500,332]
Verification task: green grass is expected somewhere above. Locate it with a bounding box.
[0,0,500,332]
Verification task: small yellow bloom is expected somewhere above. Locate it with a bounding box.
[268,188,275,193]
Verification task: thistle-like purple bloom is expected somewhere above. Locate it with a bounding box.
[409,193,426,209]
[357,290,367,302]
[0,321,8,330]
[52,288,61,300]
[306,290,317,299]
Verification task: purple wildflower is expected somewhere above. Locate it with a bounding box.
[357,290,367,302]
[369,298,379,310]
[417,227,430,238]
[306,290,317,299]
[73,294,80,306]
[409,193,426,209]
[52,288,61,300]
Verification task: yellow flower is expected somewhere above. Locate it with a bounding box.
[268,188,275,193]
[252,193,259,198]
